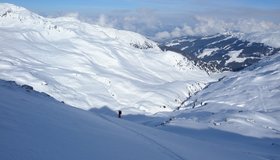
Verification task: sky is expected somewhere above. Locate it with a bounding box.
[2,0,280,11]
[1,0,280,40]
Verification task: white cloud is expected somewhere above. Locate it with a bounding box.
[65,8,280,47]
[152,16,280,47]
[154,31,171,40]
[64,12,80,19]
[95,14,116,28]
[81,9,163,36]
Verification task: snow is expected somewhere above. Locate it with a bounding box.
[0,79,278,160]
[166,42,180,47]
[181,46,188,51]
[0,3,214,115]
[225,49,247,65]
[1,3,280,159]
[201,34,222,40]
[228,31,280,48]
[197,48,219,58]
[164,53,280,138]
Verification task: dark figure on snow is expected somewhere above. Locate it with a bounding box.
[118,110,122,118]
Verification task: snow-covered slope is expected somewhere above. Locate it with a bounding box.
[1,79,278,160]
[161,53,280,138]
[0,3,213,114]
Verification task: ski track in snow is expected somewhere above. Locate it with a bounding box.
[98,114,186,160]
[2,79,274,160]
[0,4,280,160]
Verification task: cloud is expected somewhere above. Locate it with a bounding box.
[154,31,171,40]
[56,7,280,47]
[152,16,280,47]
[64,12,80,18]
[95,14,116,28]
[79,9,163,36]
[96,14,107,26]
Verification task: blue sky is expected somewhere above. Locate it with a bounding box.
[2,0,280,12]
[1,0,280,39]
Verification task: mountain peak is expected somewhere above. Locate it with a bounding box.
[0,3,156,49]
[0,3,213,114]
[0,3,44,28]
[0,3,30,16]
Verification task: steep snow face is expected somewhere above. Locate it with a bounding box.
[163,53,280,138]
[0,80,277,160]
[0,80,184,160]
[0,3,213,114]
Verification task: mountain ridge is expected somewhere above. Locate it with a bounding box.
[159,34,280,72]
[0,3,214,114]
[160,52,280,138]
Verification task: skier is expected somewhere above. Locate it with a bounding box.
[118,110,122,118]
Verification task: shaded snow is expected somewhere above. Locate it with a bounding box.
[0,79,270,160]
[0,4,279,160]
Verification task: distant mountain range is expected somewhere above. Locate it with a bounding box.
[159,34,280,72]
[1,4,280,158]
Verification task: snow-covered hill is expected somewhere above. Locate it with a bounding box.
[160,34,280,72]
[1,79,278,160]
[1,3,279,159]
[160,53,280,138]
[0,3,213,114]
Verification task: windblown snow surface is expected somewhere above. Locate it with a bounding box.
[0,80,278,160]
[1,3,280,160]
[0,3,213,115]
[161,53,280,139]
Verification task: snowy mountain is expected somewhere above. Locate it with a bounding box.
[1,3,280,159]
[0,3,214,114]
[160,52,280,138]
[2,79,276,160]
[160,34,280,72]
